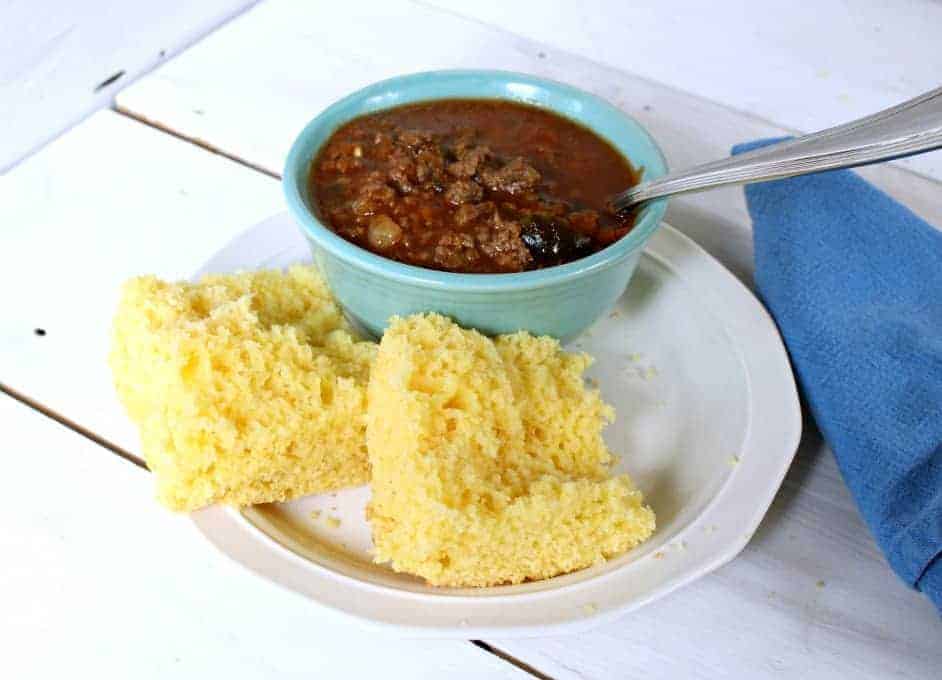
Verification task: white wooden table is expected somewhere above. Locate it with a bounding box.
[3,2,941,678]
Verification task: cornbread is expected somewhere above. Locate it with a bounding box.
[109,266,375,511]
[366,313,655,587]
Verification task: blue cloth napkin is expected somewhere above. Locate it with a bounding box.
[733,139,942,614]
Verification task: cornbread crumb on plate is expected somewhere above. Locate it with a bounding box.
[109,266,375,511]
[366,313,655,587]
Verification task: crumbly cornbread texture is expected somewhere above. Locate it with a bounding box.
[366,313,655,587]
[110,266,375,511]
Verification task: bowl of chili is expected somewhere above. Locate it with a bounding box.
[283,70,668,342]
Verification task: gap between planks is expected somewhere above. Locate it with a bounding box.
[114,106,281,179]
[0,379,557,679]
[472,641,555,680]
[2,381,146,470]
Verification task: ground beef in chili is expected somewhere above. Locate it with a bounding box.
[309,99,639,273]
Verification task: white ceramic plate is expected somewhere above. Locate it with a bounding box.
[191,213,801,637]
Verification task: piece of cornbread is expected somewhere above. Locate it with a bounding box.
[109,266,375,511]
[366,313,655,587]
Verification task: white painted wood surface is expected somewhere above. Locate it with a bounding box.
[3,1,941,678]
[0,0,253,172]
[0,394,529,680]
[0,110,283,456]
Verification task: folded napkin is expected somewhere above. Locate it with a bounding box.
[733,139,942,614]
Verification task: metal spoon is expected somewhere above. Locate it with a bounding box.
[612,86,942,212]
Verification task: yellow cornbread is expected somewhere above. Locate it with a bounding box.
[366,313,655,587]
[109,266,375,511]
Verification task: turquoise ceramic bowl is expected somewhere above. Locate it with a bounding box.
[283,70,668,342]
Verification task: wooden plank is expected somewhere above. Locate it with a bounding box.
[0,0,255,171]
[0,109,284,455]
[0,395,530,679]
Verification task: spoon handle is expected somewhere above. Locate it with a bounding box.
[612,86,942,211]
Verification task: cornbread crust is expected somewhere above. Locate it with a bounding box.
[110,266,375,511]
[367,313,655,587]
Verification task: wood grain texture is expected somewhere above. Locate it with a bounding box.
[0,395,530,680]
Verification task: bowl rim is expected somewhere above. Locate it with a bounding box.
[283,69,669,292]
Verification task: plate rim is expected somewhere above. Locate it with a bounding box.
[190,213,802,638]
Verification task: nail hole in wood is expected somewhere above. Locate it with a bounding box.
[94,70,126,93]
